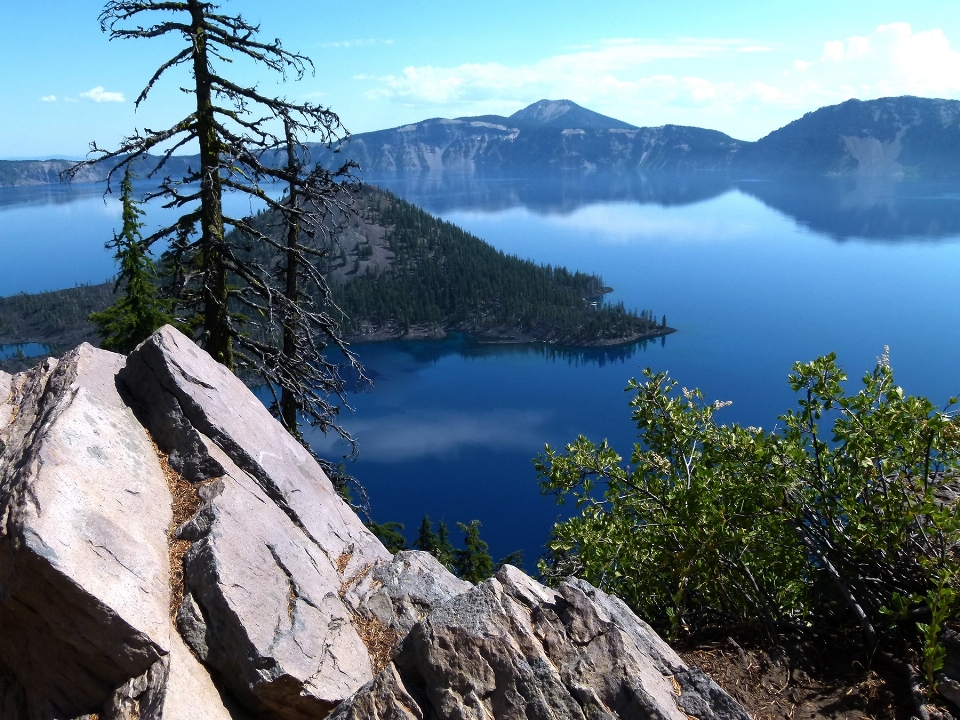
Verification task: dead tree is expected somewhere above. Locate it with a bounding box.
[67,0,367,448]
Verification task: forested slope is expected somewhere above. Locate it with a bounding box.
[328,189,669,345]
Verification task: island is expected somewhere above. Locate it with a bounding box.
[0,186,672,372]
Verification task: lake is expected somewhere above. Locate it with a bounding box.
[3,172,960,566]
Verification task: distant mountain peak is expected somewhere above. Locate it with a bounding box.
[508,99,638,130]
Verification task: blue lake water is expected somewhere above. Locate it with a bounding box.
[3,173,960,566]
[0,343,50,360]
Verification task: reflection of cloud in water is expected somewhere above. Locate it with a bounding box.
[448,194,780,246]
[310,408,550,463]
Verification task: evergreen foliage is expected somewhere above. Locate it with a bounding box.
[412,515,455,569]
[0,283,114,360]
[408,514,521,581]
[453,520,495,583]
[67,0,362,446]
[330,191,666,346]
[537,351,960,694]
[366,520,408,553]
[89,169,174,353]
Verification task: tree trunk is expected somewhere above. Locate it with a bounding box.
[189,0,231,368]
[280,120,300,433]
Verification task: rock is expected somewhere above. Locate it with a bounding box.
[0,346,172,719]
[162,633,241,720]
[342,550,472,642]
[331,565,751,720]
[176,439,377,718]
[121,325,387,576]
[0,370,12,431]
[0,328,752,720]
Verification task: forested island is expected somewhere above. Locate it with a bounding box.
[324,189,669,345]
[0,186,670,372]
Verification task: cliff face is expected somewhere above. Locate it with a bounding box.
[5,97,960,187]
[738,96,960,177]
[314,105,742,174]
[0,325,750,720]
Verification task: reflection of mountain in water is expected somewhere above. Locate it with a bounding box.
[372,171,960,242]
[368,171,733,215]
[375,331,666,368]
[735,178,960,241]
[0,183,108,210]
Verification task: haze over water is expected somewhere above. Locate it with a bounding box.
[3,172,960,563]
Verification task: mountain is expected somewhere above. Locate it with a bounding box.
[0,155,196,187]
[506,98,637,130]
[4,97,960,185]
[738,96,960,177]
[312,99,743,173]
[317,96,960,177]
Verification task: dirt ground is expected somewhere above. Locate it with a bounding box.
[679,635,934,720]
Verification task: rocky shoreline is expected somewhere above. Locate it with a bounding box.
[345,320,676,348]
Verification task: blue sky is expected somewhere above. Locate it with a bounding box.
[2,1,959,158]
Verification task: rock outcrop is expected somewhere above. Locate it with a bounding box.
[0,326,752,719]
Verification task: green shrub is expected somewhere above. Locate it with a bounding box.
[537,352,960,683]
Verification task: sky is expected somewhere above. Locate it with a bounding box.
[2,1,959,159]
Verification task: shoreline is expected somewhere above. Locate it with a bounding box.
[345,322,676,349]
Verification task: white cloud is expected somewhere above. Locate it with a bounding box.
[308,409,549,462]
[783,23,960,104]
[360,24,960,140]
[79,86,125,103]
[40,95,56,102]
[365,37,770,108]
[321,39,393,48]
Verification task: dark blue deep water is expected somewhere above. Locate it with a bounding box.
[4,172,960,565]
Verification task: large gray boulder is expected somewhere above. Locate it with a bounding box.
[119,325,388,575]
[331,565,751,720]
[175,439,378,718]
[0,347,172,719]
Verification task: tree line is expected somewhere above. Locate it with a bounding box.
[329,191,667,345]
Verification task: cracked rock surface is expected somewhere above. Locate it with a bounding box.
[332,565,752,720]
[0,327,752,720]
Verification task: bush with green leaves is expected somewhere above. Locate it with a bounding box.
[537,352,960,690]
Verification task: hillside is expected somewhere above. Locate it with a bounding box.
[6,97,960,184]
[313,96,960,177]
[738,95,960,176]
[325,189,667,345]
[236,186,669,346]
[311,100,742,173]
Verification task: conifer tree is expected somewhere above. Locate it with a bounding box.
[414,516,439,553]
[435,520,456,568]
[90,167,174,353]
[69,0,363,443]
[454,520,494,583]
[366,521,407,553]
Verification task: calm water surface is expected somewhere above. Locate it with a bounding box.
[3,173,960,564]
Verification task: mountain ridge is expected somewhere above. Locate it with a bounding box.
[4,96,960,184]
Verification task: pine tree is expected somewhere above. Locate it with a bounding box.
[414,516,438,553]
[435,520,455,568]
[366,521,407,553]
[495,550,524,572]
[68,0,362,444]
[90,168,174,353]
[413,515,455,569]
[453,520,494,583]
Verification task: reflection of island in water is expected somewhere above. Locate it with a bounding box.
[367,331,666,370]
[369,171,960,242]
